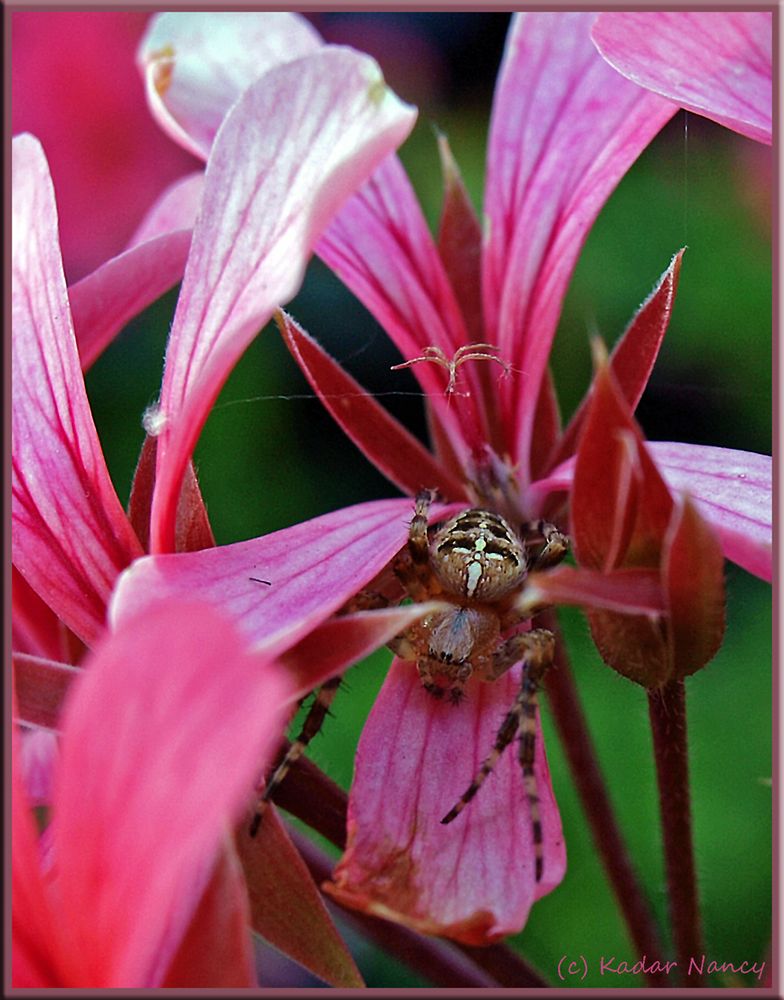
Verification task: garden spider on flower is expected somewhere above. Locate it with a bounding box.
[250,490,568,880]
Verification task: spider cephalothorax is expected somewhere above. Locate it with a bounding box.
[250,491,568,880]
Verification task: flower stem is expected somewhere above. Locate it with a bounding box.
[648,678,704,985]
[539,609,668,985]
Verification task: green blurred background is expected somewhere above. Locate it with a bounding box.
[17,11,772,988]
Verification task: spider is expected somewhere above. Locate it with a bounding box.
[249,490,568,881]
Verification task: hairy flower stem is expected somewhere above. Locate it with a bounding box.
[648,678,704,986]
[539,610,667,986]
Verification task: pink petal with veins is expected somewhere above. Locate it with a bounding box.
[325,659,565,944]
[114,499,432,658]
[49,600,291,986]
[139,12,322,160]
[482,12,677,480]
[149,50,416,552]
[69,230,192,371]
[593,12,772,144]
[12,135,143,646]
[648,443,772,581]
[317,154,476,455]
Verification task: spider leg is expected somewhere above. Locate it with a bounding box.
[440,628,555,882]
[394,489,439,601]
[339,589,390,614]
[522,519,569,571]
[249,673,342,836]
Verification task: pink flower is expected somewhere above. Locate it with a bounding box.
[12,598,292,987]
[121,11,770,943]
[592,12,772,144]
[15,11,771,961]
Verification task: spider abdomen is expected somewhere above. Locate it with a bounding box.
[427,605,501,667]
[431,508,527,602]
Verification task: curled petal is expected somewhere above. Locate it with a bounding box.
[12,135,143,646]
[50,600,291,986]
[593,12,772,144]
[113,499,425,658]
[483,12,677,480]
[149,51,416,552]
[648,442,772,581]
[324,659,565,944]
[139,12,323,159]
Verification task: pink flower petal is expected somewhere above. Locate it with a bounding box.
[126,171,204,248]
[317,154,477,458]
[13,653,79,731]
[11,720,59,986]
[50,599,292,986]
[593,12,772,144]
[12,566,66,661]
[69,230,192,371]
[149,51,416,552]
[278,310,467,501]
[482,12,677,480]
[648,442,772,581]
[139,12,323,160]
[325,658,565,944]
[523,566,666,618]
[280,604,447,699]
[12,135,143,646]
[18,728,59,808]
[113,499,425,658]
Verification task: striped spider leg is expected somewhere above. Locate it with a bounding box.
[249,675,343,836]
[248,585,392,837]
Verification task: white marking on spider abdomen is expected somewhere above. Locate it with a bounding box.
[466,560,483,595]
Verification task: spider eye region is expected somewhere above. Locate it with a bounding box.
[431,508,527,601]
